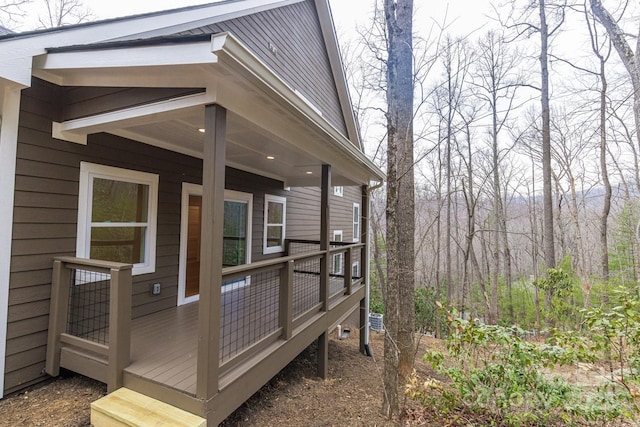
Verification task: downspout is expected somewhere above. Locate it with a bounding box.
[0,85,22,399]
[363,180,383,357]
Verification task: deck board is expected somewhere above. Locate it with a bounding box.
[124,277,352,396]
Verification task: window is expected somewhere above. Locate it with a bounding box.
[332,230,343,275]
[352,261,360,279]
[77,162,158,275]
[353,203,361,242]
[263,194,286,254]
[333,186,344,197]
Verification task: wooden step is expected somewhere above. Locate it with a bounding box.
[91,388,206,427]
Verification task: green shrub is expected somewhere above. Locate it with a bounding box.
[407,310,637,426]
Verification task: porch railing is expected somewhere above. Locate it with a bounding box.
[218,240,364,374]
[45,244,364,393]
[45,257,132,393]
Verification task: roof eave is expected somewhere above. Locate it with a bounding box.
[213,33,384,183]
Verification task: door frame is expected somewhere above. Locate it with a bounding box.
[177,182,253,306]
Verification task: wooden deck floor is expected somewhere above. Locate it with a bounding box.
[126,303,200,395]
[124,276,349,397]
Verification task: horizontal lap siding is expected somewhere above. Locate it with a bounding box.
[176,0,348,136]
[286,185,362,242]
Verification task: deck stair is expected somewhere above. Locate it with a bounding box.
[91,388,206,427]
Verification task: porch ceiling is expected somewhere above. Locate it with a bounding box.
[32,33,384,187]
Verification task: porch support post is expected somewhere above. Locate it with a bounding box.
[360,185,369,355]
[197,104,226,400]
[320,164,331,310]
[318,164,331,378]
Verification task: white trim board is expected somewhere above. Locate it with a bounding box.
[0,86,22,399]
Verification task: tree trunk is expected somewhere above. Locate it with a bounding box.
[382,0,414,419]
[539,0,556,270]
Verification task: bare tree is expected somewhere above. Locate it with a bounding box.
[382,0,414,419]
[584,0,613,303]
[0,0,29,27]
[590,0,640,161]
[38,0,92,28]
[501,0,567,271]
[472,29,521,323]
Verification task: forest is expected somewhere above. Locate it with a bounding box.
[340,0,640,334]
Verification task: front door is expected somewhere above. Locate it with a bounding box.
[178,183,253,305]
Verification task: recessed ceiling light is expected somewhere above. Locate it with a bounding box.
[306,171,313,175]
[198,128,205,133]
[266,155,275,160]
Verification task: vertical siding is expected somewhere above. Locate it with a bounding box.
[176,0,348,136]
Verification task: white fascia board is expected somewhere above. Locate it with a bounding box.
[0,85,21,399]
[53,91,217,142]
[212,32,385,183]
[33,41,218,71]
[0,0,301,87]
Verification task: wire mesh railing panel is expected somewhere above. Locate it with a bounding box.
[67,269,110,345]
[287,240,320,256]
[351,248,363,283]
[219,269,280,363]
[293,256,321,317]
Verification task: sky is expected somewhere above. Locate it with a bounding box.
[13,0,497,37]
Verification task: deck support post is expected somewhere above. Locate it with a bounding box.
[318,164,331,378]
[360,185,369,355]
[197,104,226,400]
[317,331,329,379]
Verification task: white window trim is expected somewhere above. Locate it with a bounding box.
[76,162,159,275]
[353,202,361,242]
[333,186,344,197]
[333,230,343,275]
[263,194,286,254]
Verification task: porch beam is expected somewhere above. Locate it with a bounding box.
[197,104,227,400]
[52,91,216,144]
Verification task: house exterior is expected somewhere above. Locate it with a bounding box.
[0,0,383,424]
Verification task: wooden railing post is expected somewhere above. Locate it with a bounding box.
[344,247,352,295]
[107,265,132,392]
[45,259,72,377]
[279,260,294,340]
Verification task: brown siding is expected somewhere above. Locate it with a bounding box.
[176,0,348,136]
[286,185,361,242]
